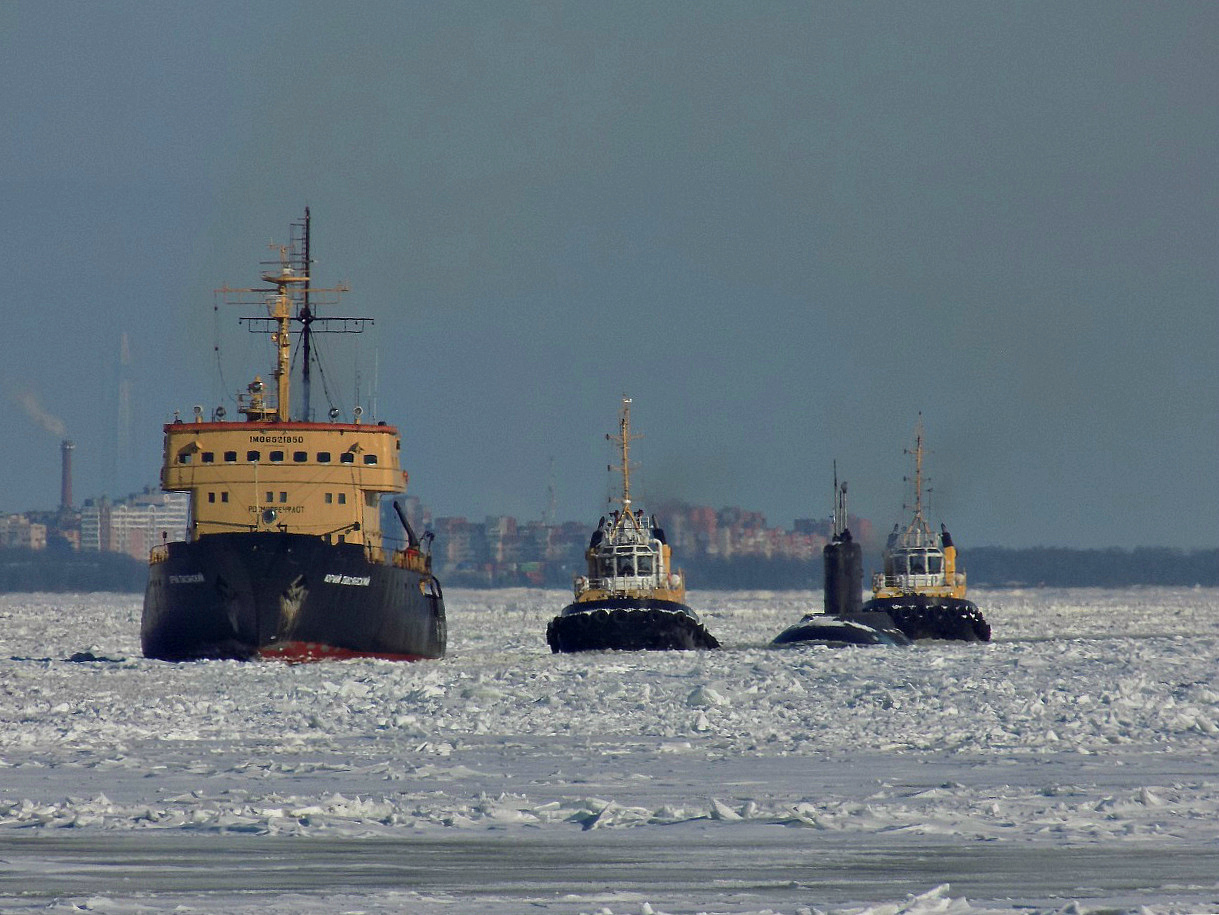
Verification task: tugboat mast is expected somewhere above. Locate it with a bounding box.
[908,416,926,527]
[607,396,640,516]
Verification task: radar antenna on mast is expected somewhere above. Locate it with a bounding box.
[220,210,373,422]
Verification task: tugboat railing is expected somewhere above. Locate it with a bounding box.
[873,572,947,591]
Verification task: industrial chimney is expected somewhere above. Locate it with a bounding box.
[60,439,74,511]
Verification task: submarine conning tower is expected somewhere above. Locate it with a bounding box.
[822,471,863,617]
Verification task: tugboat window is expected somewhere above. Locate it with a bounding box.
[637,555,654,575]
[363,454,378,465]
[928,554,943,574]
[316,452,331,463]
[279,492,287,503]
[224,451,237,462]
[269,450,284,463]
[221,492,229,503]
[208,492,215,503]
[201,452,215,464]
[247,450,260,462]
[340,453,355,464]
[325,493,333,504]
[293,451,307,462]
[265,491,273,502]
[338,493,347,504]
[910,553,926,574]
[178,453,192,464]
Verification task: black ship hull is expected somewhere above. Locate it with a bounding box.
[547,598,720,653]
[142,532,446,661]
[861,595,991,642]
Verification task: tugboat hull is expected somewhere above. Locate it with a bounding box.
[142,532,446,661]
[547,598,720,653]
[861,596,990,642]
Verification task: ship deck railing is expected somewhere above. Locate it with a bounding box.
[873,572,948,591]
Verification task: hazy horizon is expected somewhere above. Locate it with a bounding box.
[2,2,1216,549]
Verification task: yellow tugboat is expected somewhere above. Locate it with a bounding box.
[141,211,446,661]
[546,397,719,653]
[859,419,990,642]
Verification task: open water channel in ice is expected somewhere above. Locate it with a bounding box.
[1,586,1218,914]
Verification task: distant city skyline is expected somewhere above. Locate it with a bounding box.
[2,3,1215,549]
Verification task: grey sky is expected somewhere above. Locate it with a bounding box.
[2,2,1215,548]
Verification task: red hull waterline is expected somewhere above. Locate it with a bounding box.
[258,641,433,663]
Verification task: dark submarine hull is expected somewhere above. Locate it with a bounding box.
[546,598,721,653]
[142,532,446,661]
[772,611,911,648]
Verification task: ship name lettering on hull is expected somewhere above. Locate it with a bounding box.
[169,573,206,584]
[325,574,372,586]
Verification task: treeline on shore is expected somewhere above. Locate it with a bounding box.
[0,546,1215,593]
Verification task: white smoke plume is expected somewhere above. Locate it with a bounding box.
[10,388,67,438]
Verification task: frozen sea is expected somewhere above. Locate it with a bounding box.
[2,587,1218,914]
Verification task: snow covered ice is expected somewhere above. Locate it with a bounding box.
[2,587,1219,913]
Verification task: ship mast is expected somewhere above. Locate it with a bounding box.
[295,208,315,422]
[899,415,934,546]
[832,460,849,540]
[224,212,373,422]
[607,397,640,517]
[909,417,925,526]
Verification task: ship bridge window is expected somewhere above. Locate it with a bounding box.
[293,451,307,462]
[928,553,943,574]
[317,452,331,463]
[247,450,260,462]
[909,553,926,574]
[279,492,287,503]
[637,554,654,576]
[269,450,284,463]
[365,492,378,507]
[265,491,273,502]
[201,452,215,464]
[363,454,378,465]
[338,493,347,505]
[177,453,192,465]
[340,453,355,464]
[224,451,237,463]
[325,493,333,504]
[208,492,216,503]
